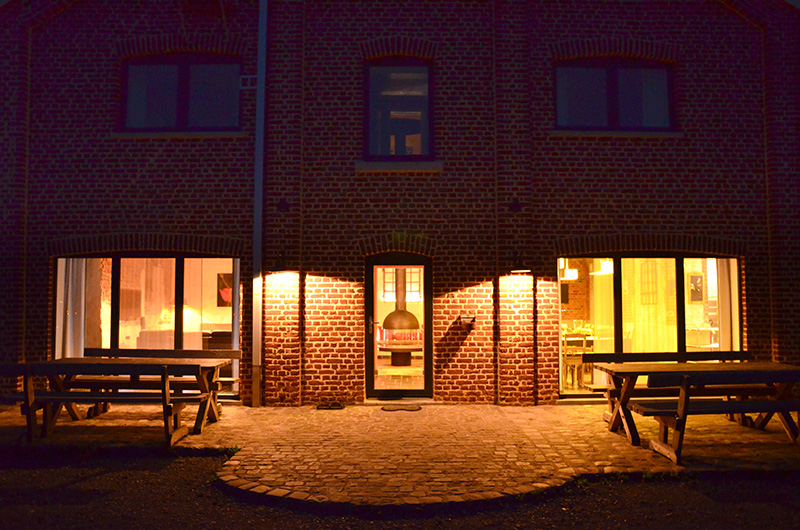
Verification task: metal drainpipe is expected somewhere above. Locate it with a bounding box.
[251,0,268,406]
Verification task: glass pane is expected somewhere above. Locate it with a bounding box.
[369,66,429,156]
[618,68,670,129]
[556,67,608,128]
[126,64,178,129]
[374,266,425,390]
[188,64,241,129]
[183,258,234,350]
[684,258,740,351]
[558,258,614,392]
[84,258,112,350]
[55,258,112,358]
[622,258,677,353]
[119,258,175,349]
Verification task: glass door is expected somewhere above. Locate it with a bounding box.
[365,254,432,398]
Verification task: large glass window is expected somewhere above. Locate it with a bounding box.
[555,60,673,131]
[55,257,239,355]
[558,256,741,393]
[367,60,431,158]
[119,258,175,349]
[622,258,678,353]
[125,60,241,131]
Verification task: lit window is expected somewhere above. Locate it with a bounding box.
[55,257,239,355]
[556,60,673,131]
[124,60,241,131]
[380,267,422,302]
[367,60,431,158]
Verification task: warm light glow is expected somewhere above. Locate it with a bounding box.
[265,271,299,292]
[183,306,201,330]
[501,273,534,290]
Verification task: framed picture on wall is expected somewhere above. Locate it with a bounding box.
[688,273,703,303]
[217,273,233,307]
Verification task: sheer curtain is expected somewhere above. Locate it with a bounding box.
[55,258,86,359]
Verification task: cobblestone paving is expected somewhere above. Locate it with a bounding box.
[2,402,800,507]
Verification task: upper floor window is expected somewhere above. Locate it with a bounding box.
[367,58,432,159]
[123,59,241,131]
[555,60,674,131]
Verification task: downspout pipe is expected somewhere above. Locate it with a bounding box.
[251,0,268,406]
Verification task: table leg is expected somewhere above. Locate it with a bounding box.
[193,367,221,435]
[22,372,38,442]
[755,383,800,442]
[608,375,640,446]
[161,367,189,447]
[47,375,81,421]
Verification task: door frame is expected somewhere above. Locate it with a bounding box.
[365,252,433,399]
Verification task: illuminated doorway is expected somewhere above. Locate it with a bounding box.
[365,253,432,399]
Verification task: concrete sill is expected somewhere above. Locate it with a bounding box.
[111,131,248,139]
[550,130,684,139]
[355,160,444,173]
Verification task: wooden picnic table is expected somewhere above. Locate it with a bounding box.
[1,356,231,447]
[595,361,800,463]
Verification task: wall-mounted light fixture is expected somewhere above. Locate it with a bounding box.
[269,253,287,272]
[459,314,476,331]
[511,251,531,274]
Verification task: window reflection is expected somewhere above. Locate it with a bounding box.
[368,65,430,157]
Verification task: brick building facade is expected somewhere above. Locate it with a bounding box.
[1,0,798,407]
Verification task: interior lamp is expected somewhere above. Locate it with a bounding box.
[589,258,614,276]
[559,258,578,281]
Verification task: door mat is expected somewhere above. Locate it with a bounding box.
[381,404,422,412]
[316,402,344,410]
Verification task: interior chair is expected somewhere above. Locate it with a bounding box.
[562,333,587,390]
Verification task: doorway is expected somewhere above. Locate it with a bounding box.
[365,253,432,399]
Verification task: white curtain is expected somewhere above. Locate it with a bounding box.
[56,258,86,358]
[716,258,740,351]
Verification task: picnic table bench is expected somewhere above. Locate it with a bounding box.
[595,360,800,464]
[0,348,239,447]
[581,351,766,422]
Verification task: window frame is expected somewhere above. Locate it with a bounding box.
[554,58,677,132]
[54,254,240,353]
[364,56,435,161]
[557,253,742,355]
[120,55,242,133]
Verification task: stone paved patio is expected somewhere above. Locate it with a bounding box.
[2,402,799,508]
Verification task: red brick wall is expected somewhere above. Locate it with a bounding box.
[260,0,788,405]
[0,0,259,395]
[0,1,28,392]
[3,0,798,405]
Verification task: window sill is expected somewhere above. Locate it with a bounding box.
[354,160,444,173]
[111,131,247,139]
[550,130,684,138]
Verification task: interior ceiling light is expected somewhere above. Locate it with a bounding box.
[559,258,578,281]
[589,259,614,276]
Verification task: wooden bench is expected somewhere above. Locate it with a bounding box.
[581,351,760,422]
[1,354,237,446]
[82,348,241,399]
[627,372,800,463]
[78,348,241,423]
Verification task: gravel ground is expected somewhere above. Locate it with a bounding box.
[1,448,800,530]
